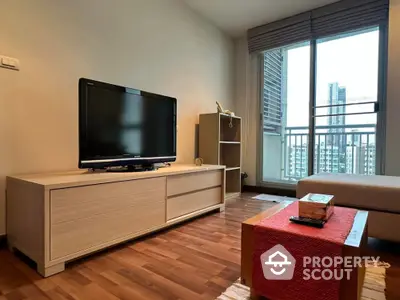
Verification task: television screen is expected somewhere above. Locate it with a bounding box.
[79,78,176,169]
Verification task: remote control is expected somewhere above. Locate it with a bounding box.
[289,216,325,228]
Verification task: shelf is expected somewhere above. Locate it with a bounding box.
[220,116,241,142]
[219,113,241,120]
[220,141,240,144]
[226,167,241,171]
[220,143,241,168]
[226,169,241,196]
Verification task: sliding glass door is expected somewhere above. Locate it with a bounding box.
[261,42,310,183]
[260,26,385,185]
[313,27,380,176]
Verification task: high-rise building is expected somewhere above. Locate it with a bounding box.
[287,143,308,179]
[327,82,347,173]
[263,50,287,135]
[327,82,347,147]
[288,143,343,180]
[358,145,376,175]
[262,50,288,180]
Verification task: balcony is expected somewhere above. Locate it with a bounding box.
[263,124,376,182]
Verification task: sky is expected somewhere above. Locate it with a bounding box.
[285,28,380,128]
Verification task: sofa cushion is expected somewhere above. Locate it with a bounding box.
[297,173,400,214]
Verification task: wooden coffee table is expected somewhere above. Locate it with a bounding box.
[241,201,368,300]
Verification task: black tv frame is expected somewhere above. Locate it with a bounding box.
[78,78,177,170]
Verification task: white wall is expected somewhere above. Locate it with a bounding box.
[385,0,400,176]
[236,0,400,184]
[0,0,234,235]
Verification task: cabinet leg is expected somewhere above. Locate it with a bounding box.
[37,263,65,277]
[219,205,226,212]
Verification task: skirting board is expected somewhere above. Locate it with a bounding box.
[243,185,296,198]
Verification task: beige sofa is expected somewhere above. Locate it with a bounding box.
[297,173,400,242]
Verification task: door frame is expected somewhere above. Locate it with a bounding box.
[257,25,388,189]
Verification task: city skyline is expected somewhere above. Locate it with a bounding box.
[285,28,379,128]
[262,28,379,182]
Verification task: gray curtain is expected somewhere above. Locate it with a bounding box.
[248,0,389,54]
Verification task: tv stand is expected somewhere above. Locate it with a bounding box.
[6,164,225,277]
[105,164,157,173]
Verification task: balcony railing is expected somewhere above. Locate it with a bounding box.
[283,124,376,181]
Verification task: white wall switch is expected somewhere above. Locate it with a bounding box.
[0,55,20,71]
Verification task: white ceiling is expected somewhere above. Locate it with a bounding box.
[183,0,339,37]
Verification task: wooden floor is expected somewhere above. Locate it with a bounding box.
[0,193,399,300]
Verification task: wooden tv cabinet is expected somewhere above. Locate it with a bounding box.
[6,164,225,277]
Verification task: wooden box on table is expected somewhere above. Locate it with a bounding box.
[299,193,334,221]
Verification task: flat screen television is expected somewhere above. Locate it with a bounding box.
[79,78,177,170]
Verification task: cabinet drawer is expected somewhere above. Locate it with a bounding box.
[167,170,222,197]
[167,187,222,220]
[50,177,166,260]
[51,177,165,224]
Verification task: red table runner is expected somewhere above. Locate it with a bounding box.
[252,201,357,300]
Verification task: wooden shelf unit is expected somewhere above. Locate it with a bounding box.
[199,113,242,199]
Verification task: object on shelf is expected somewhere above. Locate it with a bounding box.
[216,101,235,128]
[195,158,203,166]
